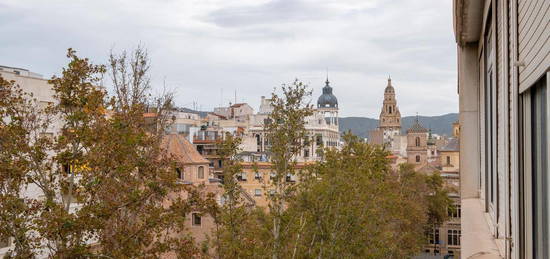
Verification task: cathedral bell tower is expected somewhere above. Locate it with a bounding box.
[378,77,401,144]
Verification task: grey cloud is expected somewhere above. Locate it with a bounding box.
[0,0,458,117]
[204,0,336,28]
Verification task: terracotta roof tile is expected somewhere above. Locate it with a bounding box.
[162,134,209,165]
[407,117,428,133]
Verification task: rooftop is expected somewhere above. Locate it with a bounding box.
[162,134,209,165]
[440,138,459,152]
[407,116,428,133]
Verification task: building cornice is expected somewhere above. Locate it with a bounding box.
[453,0,485,45]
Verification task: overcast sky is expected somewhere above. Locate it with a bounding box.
[0,0,457,117]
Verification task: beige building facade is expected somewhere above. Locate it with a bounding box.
[454,0,549,258]
[406,118,429,167]
[378,77,402,145]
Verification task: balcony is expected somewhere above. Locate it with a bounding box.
[461,199,503,259]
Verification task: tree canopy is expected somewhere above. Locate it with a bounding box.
[0,50,452,259]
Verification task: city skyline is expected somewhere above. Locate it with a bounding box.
[0,0,457,117]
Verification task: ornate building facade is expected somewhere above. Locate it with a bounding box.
[378,77,401,145]
[246,77,340,162]
[406,116,429,167]
[368,78,402,146]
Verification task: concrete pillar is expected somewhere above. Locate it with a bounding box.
[459,42,481,199]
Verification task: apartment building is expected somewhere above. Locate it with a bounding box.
[213,103,254,123]
[453,0,549,258]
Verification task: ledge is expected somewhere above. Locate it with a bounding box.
[461,198,504,259]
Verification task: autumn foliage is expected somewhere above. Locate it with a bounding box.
[0,49,451,258]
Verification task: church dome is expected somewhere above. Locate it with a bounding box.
[317,79,338,108]
[407,116,428,133]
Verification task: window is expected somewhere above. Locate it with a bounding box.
[482,14,497,213]
[448,204,461,218]
[316,135,323,146]
[530,80,548,259]
[198,166,204,179]
[254,189,262,196]
[521,76,548,258]
[192,213,201,226]
[304,149,309,158]
[446,156,451,165]
[176,167,183,180]
[270,172,276,180]
[254,172,262,180]
[447,229,461,246]
[416,155,420,163]
[428,228,439,244]
[415,137,420,147]
[286,173,296,183]
[237,172,247,182]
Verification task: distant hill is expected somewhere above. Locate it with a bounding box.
[339,113,458,138]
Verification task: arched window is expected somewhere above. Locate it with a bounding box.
[389,106,392,114]
[415,137,420,147]
[416,155,420,163]
[198,166,204,179]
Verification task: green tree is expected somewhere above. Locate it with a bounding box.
[0,48,204,258]
[284,133,452,258]
[0,76,51,258]
[209,134,250,258]
[264,80,313,259]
